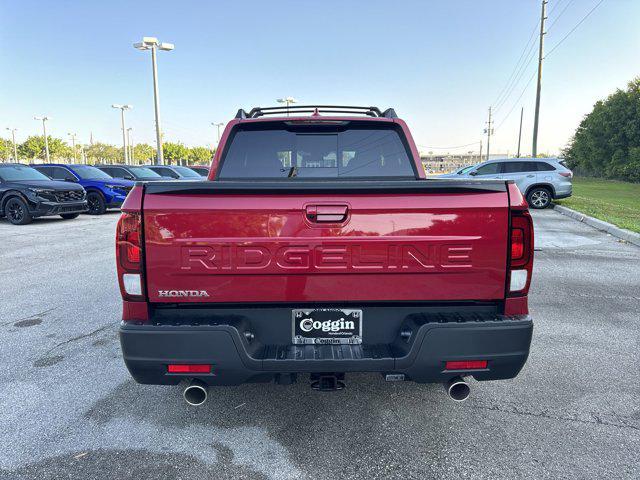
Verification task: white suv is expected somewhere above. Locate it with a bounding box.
[442,158,573,208]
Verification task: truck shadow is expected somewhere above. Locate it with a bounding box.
[86,375,458,477]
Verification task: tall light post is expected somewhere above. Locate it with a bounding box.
[211,122,224,148]
[5,128,18,162]
[68,132,78,162]
[133,37,174,165]
[127,128,134,164]
[112,104,132,164]
[34,116,51,163]
[277,97,297,116]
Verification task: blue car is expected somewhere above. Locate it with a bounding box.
[32,164,135,215]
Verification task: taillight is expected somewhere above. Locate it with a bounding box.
[559,171,572,178]
[508,210,534,295]
[118,212,141,270]
[116,212,145,300]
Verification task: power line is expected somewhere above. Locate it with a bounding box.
[546,0,565,17]
[546,0,577,32]
[495,69,537,131]
[491,0,569,112]
[492,20,540,109]
[545,0,606,59]
[493,44,538,113]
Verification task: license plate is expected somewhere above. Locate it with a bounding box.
[292,308,362,345]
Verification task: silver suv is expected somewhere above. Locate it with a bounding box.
[441,158,573,208]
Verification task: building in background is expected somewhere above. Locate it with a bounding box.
[420,152,511,175]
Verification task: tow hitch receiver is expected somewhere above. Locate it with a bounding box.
[311,373,345,391]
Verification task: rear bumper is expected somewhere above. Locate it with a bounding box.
[119,309,533,386]
[554,191,572,199]
[30,201,88,217]
[553,182,572,199]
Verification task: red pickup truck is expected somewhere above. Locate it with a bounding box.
[117,105,533,405]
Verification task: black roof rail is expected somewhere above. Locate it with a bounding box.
[235,105,398,119]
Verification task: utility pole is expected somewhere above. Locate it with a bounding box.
[484,107,493,162]
[68,133,78,162]
[34,116,51,162]
[479,140,483,163]
[517,107,524,158]
[5,128,18,162]
[532,0,547,157]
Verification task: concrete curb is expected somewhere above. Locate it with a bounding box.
[552,204,640,247]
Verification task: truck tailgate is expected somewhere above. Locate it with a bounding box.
[142,182,509,303]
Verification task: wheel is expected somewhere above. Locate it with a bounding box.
[5,197,33,225]
[60,213,80,220]
[86,191,106,215]
[526,187,552,209]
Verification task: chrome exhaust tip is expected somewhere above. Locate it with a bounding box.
[183,379,208,406]
[444,376,470,402]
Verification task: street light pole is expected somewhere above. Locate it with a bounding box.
[277,97,297,116]
[5,128,18,162]
[127,128,133,163]
[211,122,224,148]
[68,132,78,162]
[112,104,132,164]
[134,37,174,165]
[34,116,51,162]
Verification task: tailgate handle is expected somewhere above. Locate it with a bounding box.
[306,205,348,223]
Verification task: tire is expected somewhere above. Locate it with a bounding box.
[60,213,80,220]
[526,187,552,209]
[5,197,33,225]
[86,191,107,215]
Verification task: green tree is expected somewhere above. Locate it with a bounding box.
[132,143,155,164]
[0,138,15,161]
[18,136,72,161]
[162,142,188,165]
[84,142,121,164]
[563,77,640,182]
[188,146,213,164]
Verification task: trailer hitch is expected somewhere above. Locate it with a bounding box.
[311,373,345,391]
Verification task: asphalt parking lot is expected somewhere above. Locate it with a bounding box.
[1,209,638,480]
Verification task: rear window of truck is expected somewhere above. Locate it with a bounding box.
[218,123,416,179]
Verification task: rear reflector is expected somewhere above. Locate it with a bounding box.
[167,364,212,374]
[122,273,142,296]
[445,360,488,370]
[510,269,528,292]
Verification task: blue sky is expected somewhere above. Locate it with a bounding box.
[1,0,638,156]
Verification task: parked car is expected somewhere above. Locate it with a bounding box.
[186,165,210,177]
[95,165,170,182]
[0,163,87,225]
[117,105,534,406]
[439,157,572,208]
[32,164,134,215]
[145,165,203,180]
